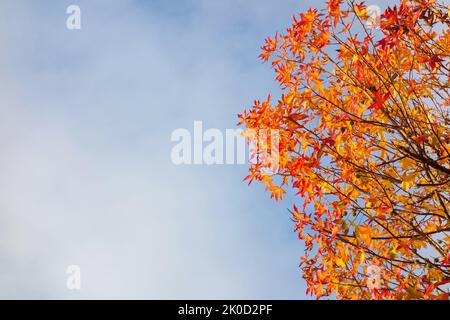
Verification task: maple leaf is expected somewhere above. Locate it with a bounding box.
[290,113,309,121]
[368,92,390,110]
[427,54,443,70]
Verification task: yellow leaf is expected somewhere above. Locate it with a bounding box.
[389,245,398,257]
[336,258,346,269]
[358,225,372,245]
[360,251,365,264]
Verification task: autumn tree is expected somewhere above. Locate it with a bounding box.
[239,0,450,299]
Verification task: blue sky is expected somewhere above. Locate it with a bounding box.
[0,0,395,299]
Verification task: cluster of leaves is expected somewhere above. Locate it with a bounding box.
[239,0,450,299]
